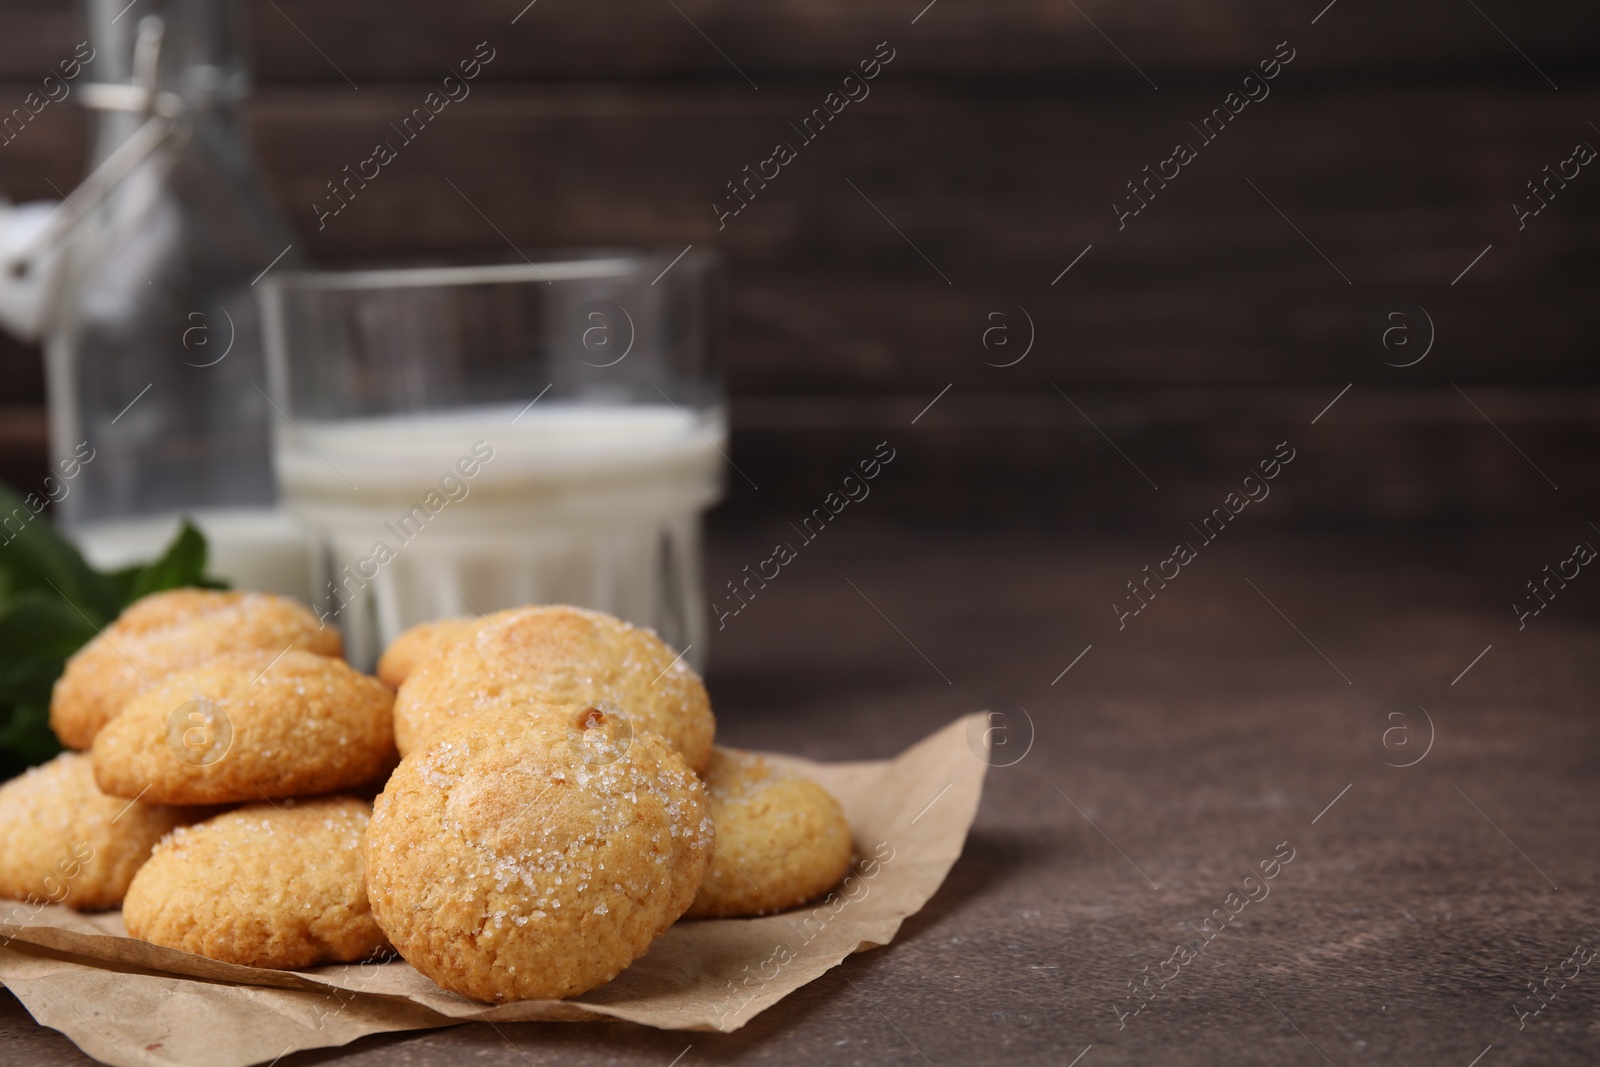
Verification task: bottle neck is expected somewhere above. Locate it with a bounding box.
[82,0,252,109]
[81,0,253,168]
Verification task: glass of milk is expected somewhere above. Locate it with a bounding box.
[258,253,725,671]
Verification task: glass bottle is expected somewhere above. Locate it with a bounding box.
[41,0,308,592]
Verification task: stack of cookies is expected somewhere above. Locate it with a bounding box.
[0,591,855,1002]
[2,589,394,968]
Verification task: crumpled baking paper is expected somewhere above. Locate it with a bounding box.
[0,713,989,1067]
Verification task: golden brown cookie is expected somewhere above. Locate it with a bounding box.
[51,589,341,751]
[0,753,203,911]
[365,702,713,1002]
[685,747,853,918]
[391,605,713,771]
[375,617,476,689]
[123,796,389,969]
[90,650,397,804]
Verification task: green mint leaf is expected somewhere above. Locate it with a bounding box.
[0,484,120,623]
[0,701,62,780]
[125,518,214,602]
[0,592,91,780]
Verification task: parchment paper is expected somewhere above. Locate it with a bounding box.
[0,713,989,1067]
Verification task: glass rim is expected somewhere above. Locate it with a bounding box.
[261,256,670,293]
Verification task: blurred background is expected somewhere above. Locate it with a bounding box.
[1,0,1596,523]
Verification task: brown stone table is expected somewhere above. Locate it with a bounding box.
[4,522,1597,1065]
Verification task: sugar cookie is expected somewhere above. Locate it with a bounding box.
[686,747,853,918]
[391,606,713,771]
[91,650,396,804]
[123,796,388,969]
[51,589,341,750]
[375,617,476,688]
[0,753,200,911]
[365,702,713,1001]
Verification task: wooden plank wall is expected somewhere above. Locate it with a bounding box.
[1,1,1596,521]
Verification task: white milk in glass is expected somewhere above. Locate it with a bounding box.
[274,402,723,671]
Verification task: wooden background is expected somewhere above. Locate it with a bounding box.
[1,0,1597,521]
